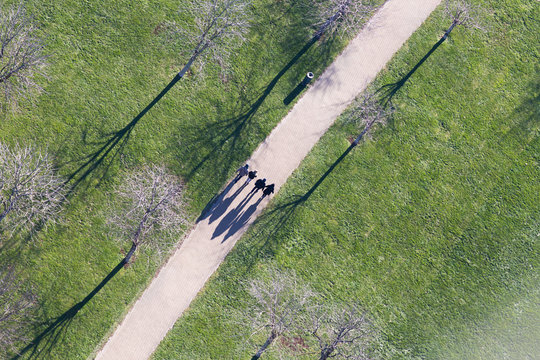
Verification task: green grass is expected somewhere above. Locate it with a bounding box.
[151,0,540,359]
[0,0,385,358]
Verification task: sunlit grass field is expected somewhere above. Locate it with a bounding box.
[152,0,539,359]
[0,0,381,358]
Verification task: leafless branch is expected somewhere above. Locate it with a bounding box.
[108,164,188,263]
[0,265,38,356]
[0,2,48,109]
[311,0,376,40]
[163,0,252,73]
[246,264,316,359]
[346,92,394,145]
[306,303,374,360]
[444,0,487,32]
[0,142,67,238]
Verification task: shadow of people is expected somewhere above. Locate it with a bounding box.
[66,71,185,194]
[222,196,264,243]
[197,179,239,222]
[11,259,125,360]
[212,190,257,239]
[208,183,248,224]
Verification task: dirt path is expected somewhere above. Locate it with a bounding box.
[95,1,442,358]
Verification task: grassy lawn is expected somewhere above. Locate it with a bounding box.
[151,0,540,359]
[0,0,385,358]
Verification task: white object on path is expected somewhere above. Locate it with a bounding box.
[95,0,442,358]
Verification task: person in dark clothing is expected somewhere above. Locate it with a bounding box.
[262,183,275,198]
[252,178,266,193]
[234,164,249,182]
[245,170,257,185]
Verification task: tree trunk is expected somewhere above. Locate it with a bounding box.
[123,242,137,264]
[177,54,197,79]
[443,20,458,40]
[352,123,371,146]
[315,0,350,38]
[251,331,277,360]
[0,194,15,224]
[318,346,334,360]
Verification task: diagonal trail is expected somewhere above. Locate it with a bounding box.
[95,1,442,358]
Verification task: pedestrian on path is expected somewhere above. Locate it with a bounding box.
[262,183,274,198]
[252,178,266,193]
[245,170,257,185]
[235,164,249,182]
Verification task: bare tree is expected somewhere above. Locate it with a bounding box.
[0,265,38,357]
[376,1,487,106]
[376,0,488,106]
[347,92,394,145]
[443,0,486,38]
[0,142,67,237]
[306,303,374,360]
[311,0,376,40]
[246,265,315,360]
[108,165,188,264]
[0,2,48,108]
[164,0,252,75]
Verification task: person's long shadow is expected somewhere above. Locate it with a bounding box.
[197,179,239,222]
[11,259,125,360]
[208,182,248,224]
[185,34,321,182]
[376,27,453,108]
[212,190,258,239]
[66,71,185,193]
[222,195,264,243]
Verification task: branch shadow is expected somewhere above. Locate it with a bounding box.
[0,218,48,256]
[184,35,322,184]
[376,31,449,108]
[502,76,539,145]
[64,73,182,194]
[238,142,358,270]
[11,259,125,360]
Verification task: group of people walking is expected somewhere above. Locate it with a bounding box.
[235,164,275,198]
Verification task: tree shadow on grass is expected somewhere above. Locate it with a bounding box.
[0,232,23,255]
[11,259,125,360]
[503,76,539,146]
[239,142,358,269]
[0,219,49,256]
[175,34,325,210]
[184,35,322,183]
[376,30,451,108]
[64,73,184,194]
